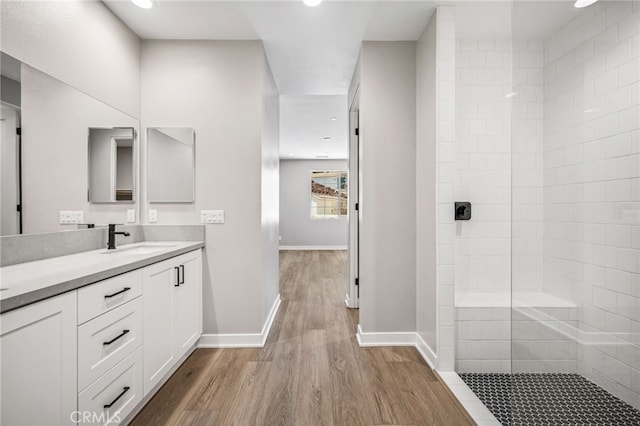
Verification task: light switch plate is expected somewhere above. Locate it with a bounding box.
[148,209,158,223]
[201,210,224,224]
[59,210,84,224]
[126,209,136,223]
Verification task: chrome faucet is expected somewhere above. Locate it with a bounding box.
[107,224,130,250]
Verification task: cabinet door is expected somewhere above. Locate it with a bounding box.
[142,259,177,396]
[174,250,202,358]
[1,292,77,426]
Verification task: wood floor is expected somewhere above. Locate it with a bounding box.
[131,250,474,425]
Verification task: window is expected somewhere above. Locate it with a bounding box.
[311,171,348,219]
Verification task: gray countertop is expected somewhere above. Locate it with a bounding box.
[0,241,205,313]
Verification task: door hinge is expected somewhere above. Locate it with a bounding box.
[16,127,21,136]
[16,204,21,212]
[355,278,359,286]
[355,128,359,136]
[355,203,359,211]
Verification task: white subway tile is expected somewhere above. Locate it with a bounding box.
[594,25,619,57]
[594,113,619,140]
[605,179,631,201]
[460,39,478,52]
[606,132,633,158]
[618,106,640,133]
[617,247,639,272]
[606,0,634,27]
[618,10,640,41]
[618,154,639,179]
[618,58,640,88]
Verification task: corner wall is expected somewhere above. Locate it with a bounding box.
[141,40,279,336]
[416,11,438,362]
[432,6,457,371]
[359,41,417,333]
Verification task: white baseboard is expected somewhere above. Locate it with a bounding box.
[279,245,347,250]
[356,324,417,347]
[356,325,437,370]
[198,294,281,348]
[344,292,358,309]
[415,333,438,370]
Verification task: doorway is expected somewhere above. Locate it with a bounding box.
[0,103,22,235]
[346,91,359,308]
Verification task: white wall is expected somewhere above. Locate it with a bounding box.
[416,12,438,359]
[542,1,640,408]
[279,159,348,248]
[141,40,279,335]
[261,50,280,325]
[1,0,141,118]
[359,41,417,333]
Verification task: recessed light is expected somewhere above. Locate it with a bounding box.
[287,153,295,156]
[323,137,332,141]
[131,0,154,9]
[330,116,337,121]
[303,0,322,7]
[504,92,518,98]
[574,0,598,8]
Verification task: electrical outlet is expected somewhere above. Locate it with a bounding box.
[201,210,224,224]
[59,210,84,224]
[148,209,158,223]
[126,209,136,223]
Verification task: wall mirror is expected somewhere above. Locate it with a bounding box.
[88,127,136,203]
[0,51,140,235]
[147,127,195,203]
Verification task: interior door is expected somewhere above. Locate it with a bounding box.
[0,104,21,235]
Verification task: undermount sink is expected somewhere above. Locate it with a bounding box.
[101,244,178,255]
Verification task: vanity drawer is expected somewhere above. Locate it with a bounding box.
[78,298,142,391]
[78,269,142,324]
[78,346,143,426]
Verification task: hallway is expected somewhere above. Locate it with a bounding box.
[132,250,473,425]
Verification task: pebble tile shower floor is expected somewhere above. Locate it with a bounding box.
[459,373,640,426]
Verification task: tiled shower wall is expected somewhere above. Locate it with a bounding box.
[455,39,544,294]
[455,39,513,294]
[542,1,639,409]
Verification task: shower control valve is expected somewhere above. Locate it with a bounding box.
[455,202,472,220]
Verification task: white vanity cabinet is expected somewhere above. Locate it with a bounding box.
[1,245,203,425]
[0,292,78,426]
[142,250,202,395]
[76,269,144,425]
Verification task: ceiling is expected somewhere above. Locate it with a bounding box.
[104,0,581,159]
[280,95,348,159]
